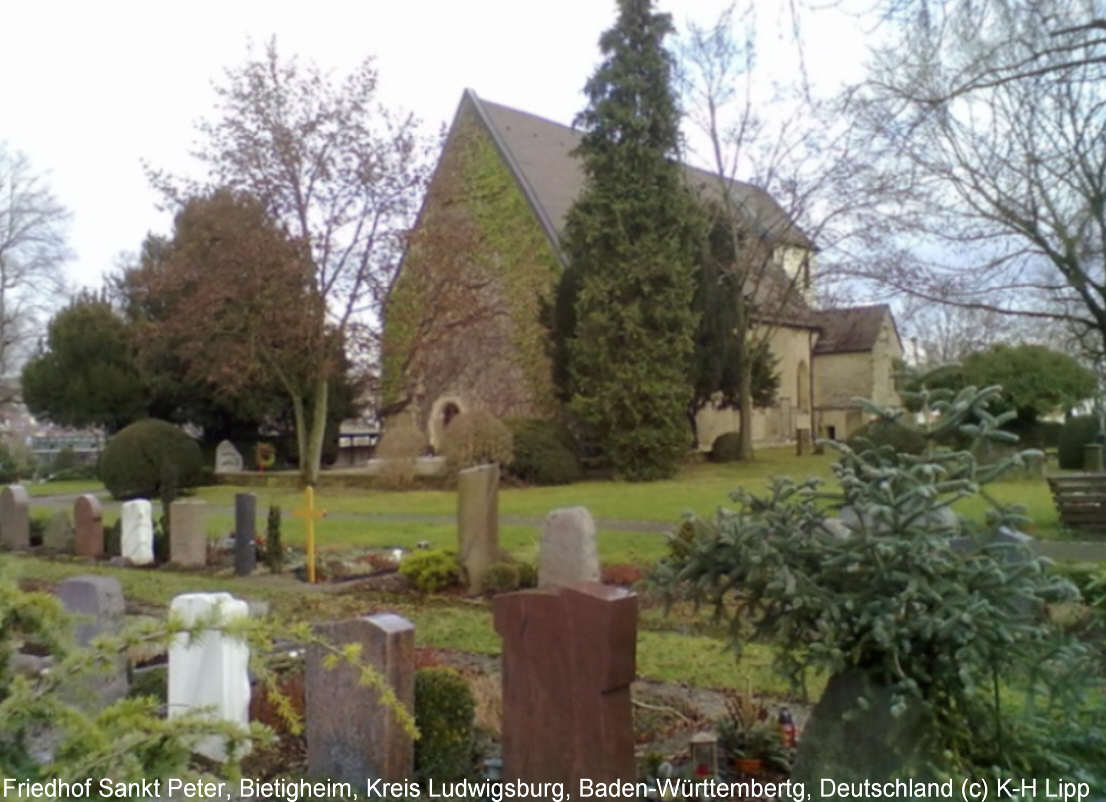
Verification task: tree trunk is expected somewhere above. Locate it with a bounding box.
[739,359,755,461]
[290,394,308,482]
[301,376,329,487]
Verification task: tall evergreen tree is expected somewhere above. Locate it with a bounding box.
[561,0,701,480]
[688,213,780,438]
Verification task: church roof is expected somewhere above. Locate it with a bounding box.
[813,304,900,355]
[465,89,815,260]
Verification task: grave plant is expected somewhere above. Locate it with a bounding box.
[652,377,1104,781]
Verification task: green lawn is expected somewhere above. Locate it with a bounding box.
[187,449,840,523]
[20,447,1074,557]
[6,448,1089,701]
[24,478,104,498]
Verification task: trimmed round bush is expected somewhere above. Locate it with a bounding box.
[516,561,537,588]
[482,561,521,594]
[374,419,428,488]
[99,419,204,500]
[505,418,581,485]
[414,667,475,784]
[1006,419,1063,450]
[399,549,460,593]
[1058,415,1102,470]
[710,431,742,462]
[845,418,926,456]
[440,409,513,473]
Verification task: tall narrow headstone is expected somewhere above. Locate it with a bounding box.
[44,510,76,552]
[0,484,30,550]
[121,499,154,565]
[796,428,813,456]
[494,583,637,785]
[74,494,104,558]
[457,463,499,592]
[169,499,207,567]
[56,575,129,702]
[306,613,415,783]
[168,592,251,761]
[538,507,600,588]
[234,493,257,576]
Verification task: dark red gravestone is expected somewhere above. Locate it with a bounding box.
[494,582,637,785]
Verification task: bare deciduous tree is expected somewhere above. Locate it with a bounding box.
[679,4,884,459]
[847,0,1106,366]
[149,40,431,484]
[0,145,69,391]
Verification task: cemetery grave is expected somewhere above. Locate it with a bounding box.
[2,469,810,789]
[5,396,1106,793]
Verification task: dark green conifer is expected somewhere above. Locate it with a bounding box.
[561,0,701,480]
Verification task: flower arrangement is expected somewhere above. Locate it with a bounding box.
[255,442,276,471]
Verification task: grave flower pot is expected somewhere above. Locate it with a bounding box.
[735,757,763,774]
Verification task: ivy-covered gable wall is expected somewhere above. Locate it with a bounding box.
[382,100,562,433]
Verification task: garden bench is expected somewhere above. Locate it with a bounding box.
[1046,473,1106,535]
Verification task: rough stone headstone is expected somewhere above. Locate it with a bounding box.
[74,494,103,558]
[43,510,76,552]
[121,499,154,565]
[234,493,257,576]
[840,503,960,535]
[57,574,125,646]
[169,499,208,567]
[168,592,251,761]
[56,575,129,703]
[306,613,415,783]
[0,484,30,550]
[951,527,1035,571]
[494,583,637,786]
[457,463,499,592]
[538,507,600,588]
[791,669,936,789]
[214,439,244,474]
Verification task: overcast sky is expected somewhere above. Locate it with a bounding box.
[2,1,867,298]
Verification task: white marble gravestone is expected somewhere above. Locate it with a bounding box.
[168,592,251,761]
[214,440,244,474]
[538,507,600,588]
[121,499,154,565]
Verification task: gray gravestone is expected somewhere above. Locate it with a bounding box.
[74,494,104,558]
[791,669,936,789]
[215,440,244,474]
[306,613,415,783]
[56,575,129,702]
[0,484,30,550]
[457,464,499,592]
[539,507,600,588]
[840,503,960,535]
[234,493,257,576]
[43,510,75,552]
[169,499,208,567]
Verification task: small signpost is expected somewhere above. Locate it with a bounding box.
[292,486,327,583]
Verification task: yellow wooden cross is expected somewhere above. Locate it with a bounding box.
[292,486,327,583]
